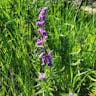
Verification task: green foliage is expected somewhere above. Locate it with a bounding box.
[0,0,96,96]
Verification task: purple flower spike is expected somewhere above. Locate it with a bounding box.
[38,28,46,35]
[36,39,43,45]
[39,73,45,81]
[40,7,47,16]
[69,93,73,96]
[35,7,53,67]
[36,21,45,27]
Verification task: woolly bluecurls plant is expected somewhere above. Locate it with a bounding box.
[36,7,52,81]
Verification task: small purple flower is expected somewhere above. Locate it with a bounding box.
[36,39,43,45]
[39,73,45,81]
[47,56,52,66]
[36,21,45,27]
[39,14,45,21]
[47,60,52,66]
[42,56,47,65]
[38,52,47,65]
[40,7,47,16]
[69,93,73,96]
[42,35,48,40]
[38,28,46,35]
[46,51,53,66]
[39,51,53,66]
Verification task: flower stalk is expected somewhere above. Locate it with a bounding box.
[35,7,53,81]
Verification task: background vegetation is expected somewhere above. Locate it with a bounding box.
[0,0,96,96]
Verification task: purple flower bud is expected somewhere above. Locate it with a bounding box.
[39,73,45,81]
[42,57,47,65]
[42,35,48,40]
[36,39,43,45]
[36,21,45,27]
[40,7,47,16]
[48,60,52,66]
[46,51,53,66]
[38,28,46,35]
[39,14,45,21]
[69,93,73,96]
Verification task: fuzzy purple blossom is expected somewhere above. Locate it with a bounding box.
[38,28,46,35]
[36,39,43,45]
[40,7,47,16]
[42,35,48,40]
[39,7,47,21]
[38,51,53,66]
[39,14,46,21]
[42,56,47,65]
[47,59,52,66]
[39,73,45,81]
[36,21,45,27]
[46,51,53,66]
[39,52,47,65]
